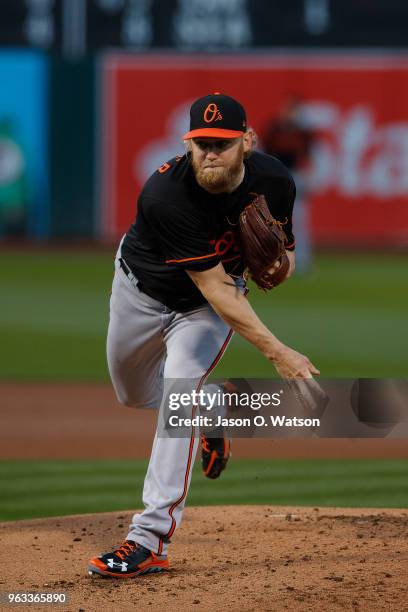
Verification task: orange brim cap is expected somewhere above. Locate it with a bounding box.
[183,128,245,140]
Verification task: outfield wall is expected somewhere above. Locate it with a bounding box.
[2,50,408,247]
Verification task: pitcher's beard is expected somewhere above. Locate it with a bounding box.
[192,151,244,194]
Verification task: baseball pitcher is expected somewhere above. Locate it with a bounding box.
[88,93,319,579]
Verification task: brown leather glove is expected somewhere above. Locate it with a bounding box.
[239,194,290,290]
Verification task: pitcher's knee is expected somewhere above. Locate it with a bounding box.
[112,383,136,407]
[115,388,157,410]
[116,390,141,409]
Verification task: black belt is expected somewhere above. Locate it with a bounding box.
[119,257,142,290]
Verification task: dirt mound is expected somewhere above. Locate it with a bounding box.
[1,506,407,611]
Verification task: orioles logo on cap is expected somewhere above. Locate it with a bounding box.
[203,103,223,123]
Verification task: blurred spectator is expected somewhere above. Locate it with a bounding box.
[262,96,315,273]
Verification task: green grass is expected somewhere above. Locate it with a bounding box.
[220,254,408,377]
[0,250,407,379]
[1,459,407,521]
[0,251,112,380]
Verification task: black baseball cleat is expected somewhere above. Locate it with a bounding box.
[88,540,169,578]
[201,378,254,479]
[201,428,231,479]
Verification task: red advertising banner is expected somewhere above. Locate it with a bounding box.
[99,54,408,247]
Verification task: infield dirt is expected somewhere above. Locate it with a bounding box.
[1,506,407,611]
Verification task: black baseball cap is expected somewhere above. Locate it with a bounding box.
[183,93,247,140]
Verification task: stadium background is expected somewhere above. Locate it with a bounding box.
[1,0,407,524]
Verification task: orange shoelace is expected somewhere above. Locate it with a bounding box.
[114,540,138,561]
[201,435,211,453]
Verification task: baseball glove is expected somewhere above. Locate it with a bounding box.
[238,194,290,290]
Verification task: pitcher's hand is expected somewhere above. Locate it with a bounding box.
[271,345,320,379]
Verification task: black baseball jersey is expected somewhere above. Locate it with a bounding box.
[121,151,296,312]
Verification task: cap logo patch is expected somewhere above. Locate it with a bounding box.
[203,103,223,123]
